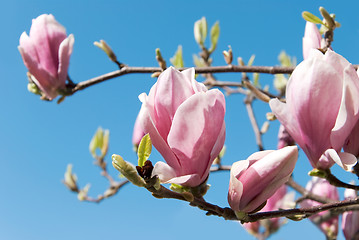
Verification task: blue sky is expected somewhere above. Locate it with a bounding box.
[1,0,359,239]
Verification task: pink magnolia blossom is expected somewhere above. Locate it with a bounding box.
[228,146,298,213]
[342,188,359,240]
[301,177,339,239]
[18,14,74,100]
[270,49,359,170]
[138,67,226,187]
[303,22,323,60]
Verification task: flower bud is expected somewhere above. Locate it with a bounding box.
[228,146,298,213]
[112,154,146,187]
[89,127,110,159]
[63,164,78,192]
[77,184,90,201]
[94,40,117,63]
[194,17,207,46]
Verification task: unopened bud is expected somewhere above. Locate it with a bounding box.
[112,154,146,187]
[89,127,110,159]
[222,46,233,65]
[319,7,335,30]
[194,17,207,46]
[308,168,327,178]
[94,40,118,63]
[156,48,167,70]
[170,45,184,68]
[63,164,78,192]
[77,184,90,201]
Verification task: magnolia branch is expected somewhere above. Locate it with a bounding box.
[144,175,359,223]
[68,65,297,95]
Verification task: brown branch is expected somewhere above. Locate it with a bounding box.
[324,169,359,190]
[68,65,298,95]
[245,94,264,151]
[143,175,359,222]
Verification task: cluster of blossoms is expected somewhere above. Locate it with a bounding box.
[19,13,359,240]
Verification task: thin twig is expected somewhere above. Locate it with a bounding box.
[324,169,359,190]
[286,177,334,204]
[245,94,264,151]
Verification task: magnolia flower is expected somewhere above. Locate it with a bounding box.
[228,146,298,213]
[270,49,359,170]
[303,22,323,60]
[139,67,226,187]
[18,14,74,100]
[342,188,359,240]
[301,177,339,239]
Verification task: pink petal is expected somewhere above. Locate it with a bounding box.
[151,161,176,182]
[287,56,342,164]
[30,14,67,77]
[269,99,302,146]
[18,45,58,99]
[139,93,181,170]
[57,34,74,87]
[331,65,359,150]
[152,67,194,141]
[302,22,321,60]
[228,168,244,212]
[167,89,225,184]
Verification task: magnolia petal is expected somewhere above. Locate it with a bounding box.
[57,34,74,86]
[29,14,67,77]
[269,99,302,147]
[167,89,225,184]
[152,67,194,140]
[322,149,357,171]
[228,171,243,212]
[181,68,207,93]
[19,32,38,63]
[18,45,58,99]
[165,174,201,186]
[139,93,181,170]
[151,161,176,182]
[303,22,321,60]
[331,65,359,150]
[337,152,358,171]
